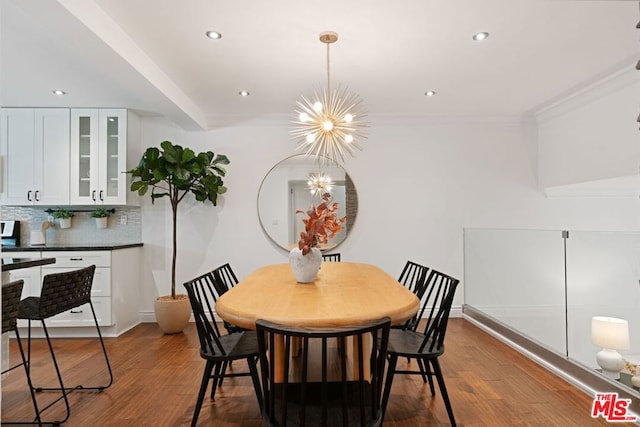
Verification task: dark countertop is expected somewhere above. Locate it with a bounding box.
[2,257,56,271]
[2,243,143,252]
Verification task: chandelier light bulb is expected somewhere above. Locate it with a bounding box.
[306,133,317,143]
[344,113,353,123]
[323,120,334,131]
[299,112,310,122]
[313,102,323,112]
[344,134,354,144]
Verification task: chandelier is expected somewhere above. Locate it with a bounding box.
[307,171,334,197]
[291,31,368,165]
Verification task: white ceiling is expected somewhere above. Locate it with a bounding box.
[1,0,639,130]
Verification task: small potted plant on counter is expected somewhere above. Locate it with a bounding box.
[52,208,74,229]
[91,208,111,229]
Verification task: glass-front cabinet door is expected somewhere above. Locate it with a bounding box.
[98,110,127,204]
[70,109,98,204]
[70,109,127,205]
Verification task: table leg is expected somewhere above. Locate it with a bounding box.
[351,333,372,381]
[274,334,284,383]
[291,336,300,357]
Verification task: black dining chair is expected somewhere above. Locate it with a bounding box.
[211,262,239,296]
[190,263,247,389]
[210,263,245,333]
[321,253,341,262]
[382,269,460,426]
[2,280,42,426]
[396,261,430,331]
[256,317,391,427]
[188,265,244,335]
[184,276,263,427]
[17,265,113,425]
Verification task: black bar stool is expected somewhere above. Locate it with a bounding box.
[17,265,113,425]
[2,279,42,426]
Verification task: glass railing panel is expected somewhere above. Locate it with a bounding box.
[464,228,567,355]
[566,231,640,377]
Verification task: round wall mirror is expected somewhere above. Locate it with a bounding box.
[257,155,358,252]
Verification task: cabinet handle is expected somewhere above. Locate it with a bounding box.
[99,190,104,201]
[92,190,96,201]
[70,310,83,314]
[34,190,40,202]
[27,190,32,201]
[69,258,83,261]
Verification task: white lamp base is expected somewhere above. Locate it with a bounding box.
[596,348,624,380]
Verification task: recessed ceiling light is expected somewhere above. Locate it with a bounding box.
[472,32,489,41]
[205,31,222,40]
[52,89,66,95]
[425,90,436,97]
[239,90,250,97]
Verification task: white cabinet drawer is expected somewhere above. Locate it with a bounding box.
[46,297,112,327]
[8,267,42,299]
[3,251,41,258]
[44,251,110,268]
[41,266,111,297]
[18,297,112,327]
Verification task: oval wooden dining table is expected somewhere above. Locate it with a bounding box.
[215,262,420,329]
[215,262,420,381]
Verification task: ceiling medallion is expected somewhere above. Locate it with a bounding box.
[291,31,368,165]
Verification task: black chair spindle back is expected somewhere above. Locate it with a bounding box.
[256,317,391,427]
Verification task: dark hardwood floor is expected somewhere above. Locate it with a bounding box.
[1,319,630,426]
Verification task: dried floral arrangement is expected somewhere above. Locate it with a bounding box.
[296,193,346,255]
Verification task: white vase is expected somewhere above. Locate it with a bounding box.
[59,218,71,229]
[289,247,322,283]
[95,217,108,229]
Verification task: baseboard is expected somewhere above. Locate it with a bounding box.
[139,310,156,323]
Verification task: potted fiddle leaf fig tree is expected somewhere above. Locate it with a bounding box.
[128,140,229,334]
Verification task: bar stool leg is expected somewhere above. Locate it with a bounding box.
[86,301,113,390]
[0,329,44,426]
[15,329,43,426]
[19,319,71,426]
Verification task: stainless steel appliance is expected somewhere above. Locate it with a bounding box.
[1,220,20,247]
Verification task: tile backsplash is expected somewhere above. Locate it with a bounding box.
[1,206,142,246]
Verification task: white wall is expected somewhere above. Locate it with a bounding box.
[135,113,640,320]
[537,67,640,189]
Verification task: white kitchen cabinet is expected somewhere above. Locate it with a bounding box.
[5,252,42,299]
[70,109,128,205]
[9,251,111,327]
[42,251,112,327]
[0,108,70,205]
[7,247,144,336]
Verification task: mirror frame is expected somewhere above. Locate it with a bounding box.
[257,154,358,252]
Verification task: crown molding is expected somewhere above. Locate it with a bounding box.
[204,113,532,129]
[534,65,639,125]
[544,175,640,198]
